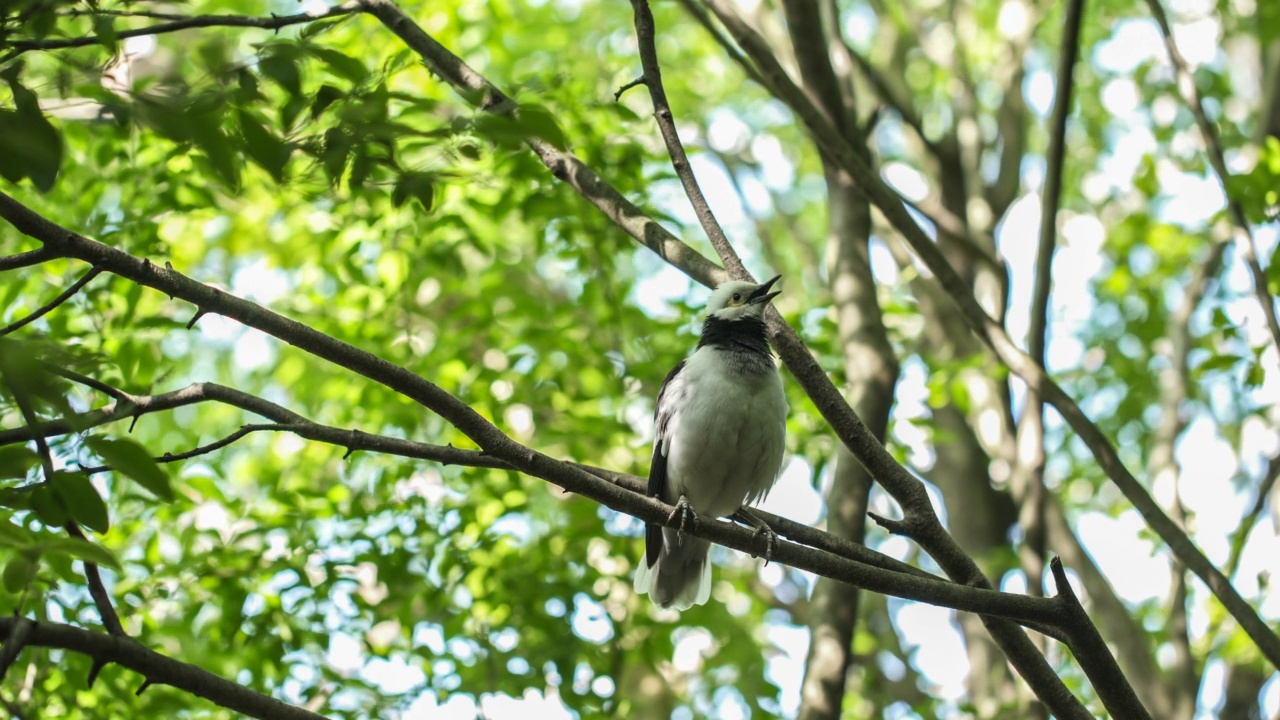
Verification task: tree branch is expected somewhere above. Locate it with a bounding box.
[774,3,895,717]
[0,247,56,272]
[627,0,747,279]
[1010,0,1086,601]
[0,266,103,337]
[1049,559,1153,720]
[0,351,126,686]
[0,619,32,683]
[0,3,361,65]
[0,190,1105,635]
[1142,0,1280,353]
[1228,451,1280,576]
[5,370,967,598]
[699,0,1280,670]
[353,0,726,289]
[0,618,328,720]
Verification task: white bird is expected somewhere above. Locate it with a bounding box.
[633,275,788,610]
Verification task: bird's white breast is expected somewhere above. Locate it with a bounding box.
[660,346,787,518]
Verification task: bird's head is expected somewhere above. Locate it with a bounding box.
[705,275,782,321]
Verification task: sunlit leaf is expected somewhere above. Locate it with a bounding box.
[0,446,39,480]
[51,471,109,534]
[37,536,121,570]
[2,554,35,593]
[85,438,174,502]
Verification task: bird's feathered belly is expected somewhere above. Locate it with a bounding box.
[662,350,786,518]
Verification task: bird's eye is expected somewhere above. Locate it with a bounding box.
[732,293,742,302]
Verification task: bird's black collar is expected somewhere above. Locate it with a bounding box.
[696,315,772,356]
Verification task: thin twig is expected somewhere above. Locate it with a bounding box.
[0,267,103,336]
[0,247,56,272]
[629,0,747,279]
[1143,0,1280,353]
[1227,451,1280,576]
[57,9,195,20]
[1011,0,1086,599]
[355,0,726,288]
[844,43,945,159]
[613,76,646,101]
[0,3,361,64]
[79,423,275,471]
[0,353,128,685]
[44,364,131,402]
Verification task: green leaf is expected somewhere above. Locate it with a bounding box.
[91,14,118,49]
[321,127,352,183]
[0,100,63,192]
[85,438,173,502]
[3,554,34,593]
[349,149,372,190]
[37,536,121,570]
[1197,353,1241,375]
[51,471,109,533]
[259,48,303,97]
[136,98,192,143]
[0,519,32,548]
[516,103,569,151]
[189,117,241,191]
[0,446,39,480]
[238,110,291,183]
[1267,239,1280,297]
[300,15,352,40]
[307,46,368,83]
[29,485,69,527]
[310,84,345,119]
[392,171,435,212]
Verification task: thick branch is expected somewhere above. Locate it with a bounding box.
[0,190,1094,633]
[1049,559,1153,720]
[775,3,894,718]
[8,370,998,610]
[0,618,327,720]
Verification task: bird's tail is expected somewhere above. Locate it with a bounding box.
[634,526,712,610]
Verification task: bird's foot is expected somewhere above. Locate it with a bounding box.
[732,508,778,564]
[667,494,696,539]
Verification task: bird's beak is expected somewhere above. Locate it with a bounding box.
[748,274,782,305]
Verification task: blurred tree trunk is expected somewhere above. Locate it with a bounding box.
[1260,39,1280,141]
[1219,663,1267,720]
[781,3,899,718]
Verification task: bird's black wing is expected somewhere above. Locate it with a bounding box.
[645,360,685,567]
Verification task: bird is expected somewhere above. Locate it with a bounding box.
[633,275,788,610]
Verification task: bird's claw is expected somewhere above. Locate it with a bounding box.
[732,507,778,564]
[753,524,778,564]
[667,494,695,538]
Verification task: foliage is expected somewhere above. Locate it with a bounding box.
[1,0,1278,718]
